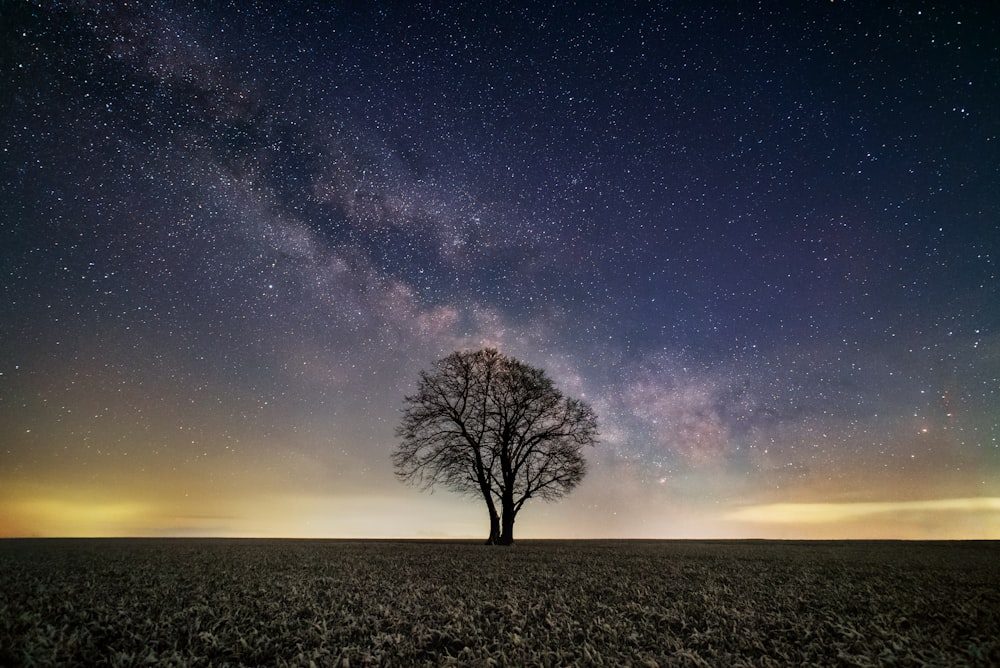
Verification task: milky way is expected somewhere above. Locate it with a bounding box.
[2,1,998,538]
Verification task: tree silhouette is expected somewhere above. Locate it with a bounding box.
[393,348,599,545]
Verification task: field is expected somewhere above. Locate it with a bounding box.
[2,539,998,666]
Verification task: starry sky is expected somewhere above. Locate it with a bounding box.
[2,1,998,540]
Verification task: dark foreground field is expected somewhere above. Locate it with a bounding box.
[1,539,998,666]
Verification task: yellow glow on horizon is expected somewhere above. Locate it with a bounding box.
[726,497,1000,534]
[0,485,491,539]
[2,497,156,537]
[4,468,1000,540]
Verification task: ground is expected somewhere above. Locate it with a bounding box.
[2,539,997,666]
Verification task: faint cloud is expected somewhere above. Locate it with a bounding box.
[727,497,1000,524]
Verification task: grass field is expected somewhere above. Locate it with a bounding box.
[1,539,998,666]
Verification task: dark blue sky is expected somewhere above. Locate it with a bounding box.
[1,1,998,538]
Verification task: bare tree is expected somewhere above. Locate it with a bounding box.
[393,348,599,545]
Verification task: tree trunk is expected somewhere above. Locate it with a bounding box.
[498,506,516,546]
[485,510,500,545]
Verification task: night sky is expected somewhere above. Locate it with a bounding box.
[2,1,998,539]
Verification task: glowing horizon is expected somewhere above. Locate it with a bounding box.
[5,474,999,540]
